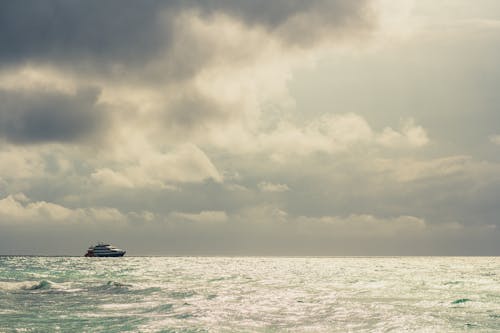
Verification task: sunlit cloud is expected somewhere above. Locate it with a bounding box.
[0,193,126,225]
[0,0,499,255]
[490,134,500,145]
[258,182,290,193]
[169,210,228,224]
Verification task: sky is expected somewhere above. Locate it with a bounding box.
[0,0,499,255]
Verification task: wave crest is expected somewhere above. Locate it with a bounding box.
[22,280,53,291]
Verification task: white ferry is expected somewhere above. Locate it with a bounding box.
[84,243,126,257]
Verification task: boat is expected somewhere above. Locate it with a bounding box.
[84,243,126,257]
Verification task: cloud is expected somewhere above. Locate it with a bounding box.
[1,0,498,256]
[257,113,373,156]
[245,114,428,158]
[374,155,473,182]
[0,86,108,144]
[0,1,379,157]
[0,1,374,75]
[90,168,134,189]
[0,65,77,93]
[91,143,222,188]
[295,214,426,237]
[234,204,289,224]
[258,181,290,192]
[0,1,168,68]
[377,119,429,148]
[0,147,45,179]
[169,210,228,223]
[162,90,236,138]
[0,1,380,155]
[231,204,427,237]
[197,0,375,46]
[0,193,125,225]
[490,134,500,145]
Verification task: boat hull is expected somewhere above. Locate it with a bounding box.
[93,252,126,257]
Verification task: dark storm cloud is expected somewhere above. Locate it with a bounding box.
[197,0,375,46]
[0,0,375,144]
[0,87,107,144]
[0,0,374,68]
[0,0,168,67]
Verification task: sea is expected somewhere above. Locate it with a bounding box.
[0,256,499,332]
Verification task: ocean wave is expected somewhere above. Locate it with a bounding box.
[0,280,87,295]
[0,281,27,291]
[142,303,174,313]
[92,280,133,293]
[105,280,133,288]
[208,275,238,282]
[1,257,499,332]
[168,290,197,299]
[90,281,161,296]
[0,280,54,292]
[174,313,195,319]
[23,279,52,290]
[451,298,472,304]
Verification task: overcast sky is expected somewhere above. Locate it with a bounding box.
[1,0,499,255]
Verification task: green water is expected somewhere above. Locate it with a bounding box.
[1,257,499,332]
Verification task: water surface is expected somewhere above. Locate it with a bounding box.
[0,257,499,332]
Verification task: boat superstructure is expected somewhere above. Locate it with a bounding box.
[84,243,126,257]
